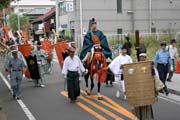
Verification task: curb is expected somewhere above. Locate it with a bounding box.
[0,111,7,120]
[168,88,180,96]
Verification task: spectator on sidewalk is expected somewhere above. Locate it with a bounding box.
[167,39,180,82]
[154,42,173,96]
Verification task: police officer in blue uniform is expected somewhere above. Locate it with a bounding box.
[8,49,27,99]
[154,42,173,96]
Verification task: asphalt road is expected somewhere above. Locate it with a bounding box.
[0,58,180,120]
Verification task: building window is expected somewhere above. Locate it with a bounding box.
[117,28,123,34]
[151,28,156,33]
[59,2,67,16]
[117,0,122,13]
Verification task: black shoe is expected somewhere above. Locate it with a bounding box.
[70,99,75,103]
[109,84,113,87]
[165,92,169,96]
[163,87,169,96]
[16,97,21,100]
[13,94,16,99]
[167,79,172,82]
[165,91,169,96]
[0,107,2,111]
[74,99,78,102]
[159,89,164,94]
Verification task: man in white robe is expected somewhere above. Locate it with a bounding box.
[62,46,87,102]
[108,46,133,99]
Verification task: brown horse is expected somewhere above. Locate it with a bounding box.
[84,44,107,99]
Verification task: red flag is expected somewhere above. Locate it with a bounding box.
[54,41,68,69]
[3,24,10,44]
[18,44,31,78]
[41,40,52,62]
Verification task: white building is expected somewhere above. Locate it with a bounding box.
[56,0,180,42]
[11,0,55,22]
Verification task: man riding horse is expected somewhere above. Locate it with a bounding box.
[80,18,112,99]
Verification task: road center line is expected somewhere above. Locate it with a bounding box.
[61,91,107,120]
[80,90,137,120]
[0,71,36,120]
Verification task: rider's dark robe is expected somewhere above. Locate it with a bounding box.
[80,30,112,60]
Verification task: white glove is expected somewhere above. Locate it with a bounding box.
[106,57,112,62]
[7,74,10,80]
[64,75,67,79]
[23,74,25,79]
[170,66,174,72]
[79,77,82,82]
[83,69,88,75]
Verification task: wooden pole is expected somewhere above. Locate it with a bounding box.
[135,30,140,62]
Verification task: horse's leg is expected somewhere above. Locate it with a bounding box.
[90,77,94,92]
[97,81,103,100]
[85,72,92,95]
[84,72,89,88]
[97,81,101,93]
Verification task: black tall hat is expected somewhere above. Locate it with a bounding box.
[37,41,42,46]
[139,44,147,53]
[121,44,127,50]
[170,39,177,44]
[160,41,167,46]
[91,18,97,25]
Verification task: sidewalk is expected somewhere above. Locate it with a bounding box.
[0,111,7,120]
[167,73,180,96]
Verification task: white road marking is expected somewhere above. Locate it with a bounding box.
[54,57,180,107]
[0,71,36,120]
[158,95,180,106]
[53,59,58,63]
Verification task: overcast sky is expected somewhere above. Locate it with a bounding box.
[11,0,55,6]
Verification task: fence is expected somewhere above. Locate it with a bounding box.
[76,32,180,59]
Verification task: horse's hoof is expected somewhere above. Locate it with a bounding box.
[98,96,103,100]
[97,93,103,100]
[85,90,91,95]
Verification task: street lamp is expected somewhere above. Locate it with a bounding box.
[80,0,83,44]
[17,0,20,32]
[56,0,59,36]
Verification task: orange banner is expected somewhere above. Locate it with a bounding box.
[3,24,10,44]
[21,30,28,44]
[41,40,52,62]
[18,44,31,78]
[54,41,68,69]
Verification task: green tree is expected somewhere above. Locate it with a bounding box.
[0,0,8,9]
[0,0,15,9]
[8,13,29,32]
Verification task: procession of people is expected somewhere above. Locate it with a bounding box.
[0,17,179,120]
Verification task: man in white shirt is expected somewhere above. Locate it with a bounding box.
[167,39,179,82]
[108,45,133,99]
[62,46,87,102]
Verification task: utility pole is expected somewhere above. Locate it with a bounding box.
[55,0,59,43]
[79,0,83,45]
[135,30,140,62]
[17,0,20,32]
[131,0,135,33]
[149,0,152,33]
